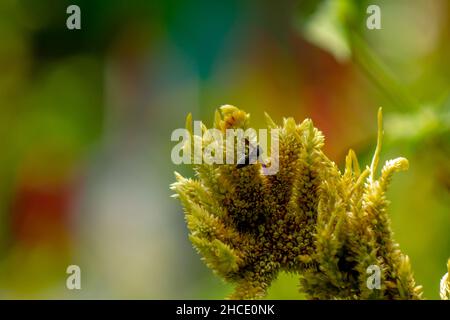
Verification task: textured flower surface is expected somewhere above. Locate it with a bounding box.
[440,259,450,300]
[171,106,425,299]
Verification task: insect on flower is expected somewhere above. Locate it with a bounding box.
[236,138,264,169]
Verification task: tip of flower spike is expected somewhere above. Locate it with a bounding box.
[220,104,240,114]
[264,112,277,129]
[170,173,183,192]
[296,118,324,148]
[369,107,384,182]
[395,157,409,171]
[345,149,361,177]
[349,149,361,175]
[214,109,222,129]
[169,174,182,197]
[189,236,241,275]
[217,105,249,131]
[440,259,450,299]
[297,118,313,132]
[345,149,361,178]
[185,113,193,134]
[378,157,409,190]
[173,171,185,182]
[283,117,297,134]
[386,157,409,172]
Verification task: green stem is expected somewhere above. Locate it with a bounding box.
[349,32,420,111]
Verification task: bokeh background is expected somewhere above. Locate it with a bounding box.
[0,0,448,299]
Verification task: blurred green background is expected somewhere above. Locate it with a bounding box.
[0,0,448,299]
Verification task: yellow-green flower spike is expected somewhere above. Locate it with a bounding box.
[440,259,450,300]
[171,106,424,300]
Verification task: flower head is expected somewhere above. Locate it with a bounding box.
[171,106,423,299]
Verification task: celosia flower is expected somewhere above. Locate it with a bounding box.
[440,259,450,300]
[171,105,429,299]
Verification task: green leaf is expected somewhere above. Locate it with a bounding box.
[297,0,355,62]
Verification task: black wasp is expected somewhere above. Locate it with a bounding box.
[236,138,263,169]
